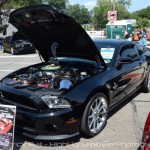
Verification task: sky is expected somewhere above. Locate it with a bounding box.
[69,0,150,12]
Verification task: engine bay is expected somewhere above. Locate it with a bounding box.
[4,60,99,92]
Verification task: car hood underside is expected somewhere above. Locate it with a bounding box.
[9,5,106,68]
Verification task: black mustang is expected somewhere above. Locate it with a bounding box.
[0,5,150,140]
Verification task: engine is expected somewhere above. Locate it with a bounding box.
[5,63,98,91]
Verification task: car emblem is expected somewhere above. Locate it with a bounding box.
[51,42,59,60]
[0,91,4,98]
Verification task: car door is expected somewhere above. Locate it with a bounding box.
[134,43,149,85]
[116,44,145,100]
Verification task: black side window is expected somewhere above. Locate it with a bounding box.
[120,45,139,61]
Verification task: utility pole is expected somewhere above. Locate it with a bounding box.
[112,0,115,11]
[110,0,116,39]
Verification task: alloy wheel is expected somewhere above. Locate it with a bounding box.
[88,96,108,133]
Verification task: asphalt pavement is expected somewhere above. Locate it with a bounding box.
[0,52,149,150]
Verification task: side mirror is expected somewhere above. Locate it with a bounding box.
[119,57,133,65]
[145,55,150,61]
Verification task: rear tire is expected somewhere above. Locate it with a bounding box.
[80,93,108,138]
[141,70,150,93]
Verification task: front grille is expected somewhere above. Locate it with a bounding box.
[0,97,38,112]
[0,90,39,110]
[0,96,38,129]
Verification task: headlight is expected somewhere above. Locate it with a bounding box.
[41,95,71,109]
[21,45,24,47]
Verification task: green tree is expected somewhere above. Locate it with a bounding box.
[0,0,41,9]
[48,0,68,9]
[92,0,131,29]
[130,11,138,20]
[66,4,91,24]
[1,0,68,9]
[130,6,150,28]
[131,6,150,20]
[118,0,132,7]
[0,0,11,6]
[136,17,150,28]
[0,0,12,32]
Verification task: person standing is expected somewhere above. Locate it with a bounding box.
[132,29,140,41]
[122,29,129,39]
[127,34,132,41]
[139,34,147,47]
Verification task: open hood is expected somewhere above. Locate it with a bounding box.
[9,5,106,67]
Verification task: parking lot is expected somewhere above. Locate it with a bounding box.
[0,52,150,150]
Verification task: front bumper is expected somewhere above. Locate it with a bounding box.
[0,97,81,140]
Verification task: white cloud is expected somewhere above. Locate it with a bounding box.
[83,1,97,7]
[69,0,97,10]
[82,1,97,10]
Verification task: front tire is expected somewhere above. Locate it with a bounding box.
[80,93,108,138]
[141,70,150,93]
[10,47,15,55]
[1,46,5,53]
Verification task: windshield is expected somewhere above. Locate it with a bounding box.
[56,57,99,67]
[94,42,116,66]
